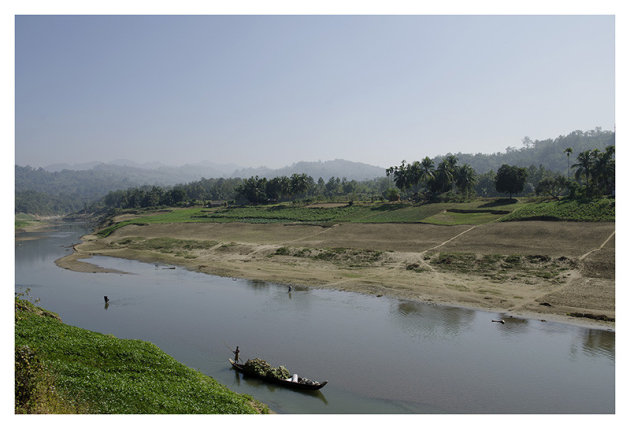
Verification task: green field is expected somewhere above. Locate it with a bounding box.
[15,213,40,229]
[15,298,267,414]
[502,199,615,222]
[98,198,613,237]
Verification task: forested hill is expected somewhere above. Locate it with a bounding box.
[14,160,387,215]
[15,166,142,214]
[434,129,614,174]
[232,159,386,181]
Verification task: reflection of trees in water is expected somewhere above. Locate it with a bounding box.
[394,301,475,338]
[246,279,269,289]
[579,329,615,359]
[245,280,311,295]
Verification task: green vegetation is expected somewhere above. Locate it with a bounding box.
[242,358,291,380]
[427,251,576,282]
[495,164,528,199]
[15,298,268,414]
[502,199,615,222]
[386,155,478,201]
[96,196,614,237]
[273,246,384,267]
[15,213,40,229]
[114,237,219,252]
[198,204,370,223]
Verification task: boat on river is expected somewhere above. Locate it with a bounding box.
[229,359,328,391]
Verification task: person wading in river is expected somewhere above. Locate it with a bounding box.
[233,346,240,363]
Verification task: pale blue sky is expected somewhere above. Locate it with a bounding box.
[15,15,615,169]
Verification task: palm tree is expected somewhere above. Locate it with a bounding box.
[387,161,413,192]
[444,155,458,171]
[289,173,310,198]
[572,149,595,186]
[564,147,573,179]
[407,161,423,191]
[434,156,457,193]
[455,164,477,198]
[592,146,615,195]
[419,156,435,185]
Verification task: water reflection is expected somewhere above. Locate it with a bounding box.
[496,314,530,337]
[233,370,328,405]
[393,300,476,338]
[247,279,269,289]
[579,329,615,359]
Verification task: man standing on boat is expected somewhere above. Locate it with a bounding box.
[233,346,240,363]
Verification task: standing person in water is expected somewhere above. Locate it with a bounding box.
[233,346,240,363]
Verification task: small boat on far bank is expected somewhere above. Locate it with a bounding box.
[229,359,328,391]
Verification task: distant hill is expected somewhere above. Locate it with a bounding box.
[433,128,615,174]
[36,159,385,185]
[43,160,241,183]
[15,159,386,214]
[232,159,386,181]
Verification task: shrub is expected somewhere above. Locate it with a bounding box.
[383,188,400,202]
[15,345,44,410]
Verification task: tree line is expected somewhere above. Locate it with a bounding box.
[385,145,614,202]
[96,175,394,210]
[95,143,613,211]
[385,156,476,201]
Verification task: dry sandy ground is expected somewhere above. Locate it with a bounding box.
[56,221,615,329]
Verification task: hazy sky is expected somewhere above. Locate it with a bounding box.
[15,15,615,169]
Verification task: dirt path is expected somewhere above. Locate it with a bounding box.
[278,224,339,245]
[423,225,478,253]
[579,230,615,260]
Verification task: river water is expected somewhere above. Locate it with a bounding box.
[15,222,615,413]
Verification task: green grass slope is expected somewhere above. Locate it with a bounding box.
[15,298,267,414]
[501,199,615,222]
[15,213,40,229]
[97,198,614,237]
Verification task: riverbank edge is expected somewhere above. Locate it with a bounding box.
[15,216,64,240]
[55,233,614,332]
[15,298,270,414]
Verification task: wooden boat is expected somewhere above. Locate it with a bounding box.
[229,359,328,391]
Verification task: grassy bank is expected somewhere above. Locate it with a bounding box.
[502,198,615,222]
[15,213,42,230]
[15,298,268,414]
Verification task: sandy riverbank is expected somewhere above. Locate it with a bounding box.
[55,221,615,330]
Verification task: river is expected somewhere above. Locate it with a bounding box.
[15,222,615,413]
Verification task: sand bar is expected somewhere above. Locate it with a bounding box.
[55,221,615,330]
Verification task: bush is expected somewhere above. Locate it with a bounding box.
[275,247,291,256]
[15,345,44,409]
[383,188,400,202]
[15,345,78,413]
